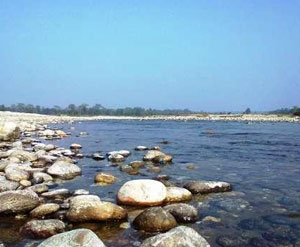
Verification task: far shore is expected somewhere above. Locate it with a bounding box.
[0,111,299,124]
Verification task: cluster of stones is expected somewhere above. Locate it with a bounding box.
[0,121,232,247]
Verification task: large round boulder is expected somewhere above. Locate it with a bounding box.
[47,160,81,179]
[66,195,127,222]
[117,179,167,206]
[164,203,198,223]
[21,219,65,238]
[37,229,105,247]
[133,207,177,232]
[140,226,210,247]
[184,181,232,194]
[0,190,39,214]
[165,187,192,203]
[0,122,20,141]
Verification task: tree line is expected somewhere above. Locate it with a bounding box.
[0,103,195,116]
[268,106,300,116]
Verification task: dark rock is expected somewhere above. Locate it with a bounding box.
[21,219,65,238]
[133,207,177,232]
[164,203,198,223]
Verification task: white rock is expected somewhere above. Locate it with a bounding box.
[117,179,167,206]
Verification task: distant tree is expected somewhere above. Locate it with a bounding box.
[244,108,251,114]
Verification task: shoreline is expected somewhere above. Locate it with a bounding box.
[0,111,299,125]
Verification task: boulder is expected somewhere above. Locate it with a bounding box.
[164,203,198,223]
[33,172,53,183]
[70,143,82,149]
[44,144,55,152]
[37,229,105,247]
[47,161,81,179]
[140,226,210,247]
[92,153,105,160]
[73,189,90,195]
[21,219,65,238]
[30,203,60,218]
[0,190,39,214]
[0,176,19,192]
[5,164,29,182]
[26,184,49,194]
[66,195,127,222]
[19,179,31,187]
[165,187,192,203]
[184,181,232,194]
[143,150,172,163]
[108,153,125,163]
[117,179,167,206]
[0,122,20,141]
[9,150,38,162]
[135,146,148,151]
[94,173,116,184]
[133,207,177,232]
[41,189,69,199]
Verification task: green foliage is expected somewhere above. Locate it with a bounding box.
[0,103,195,116]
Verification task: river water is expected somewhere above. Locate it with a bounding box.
[1,120,300,247]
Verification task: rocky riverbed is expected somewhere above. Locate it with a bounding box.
[0,114,235,247]
[0,111,299,124]
[1,112,300,247]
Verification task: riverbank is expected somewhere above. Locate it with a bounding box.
[0,111,299,125]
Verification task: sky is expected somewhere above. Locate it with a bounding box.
[0,0,300,112]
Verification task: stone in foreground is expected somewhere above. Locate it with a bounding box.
[141,226,210,247]
[66,195,127,222]
[184,181,232,194]
[21,219,65,238]
[117,179,167,206]
[37,229,105,247]
[0,190,39,214]
[133,207,177,232]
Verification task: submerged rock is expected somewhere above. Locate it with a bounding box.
[66,195,127,222]
[140,226,210,247]
[117,179,167,206]
[47,160,81,179]
[0,190,39,214]
[164,203,198,223]
[0,122,20,141]
[165,187,192,203]
[21,219,65,238]
[133,207,177,232]
[37,229,105,247]
[184,181,232,194]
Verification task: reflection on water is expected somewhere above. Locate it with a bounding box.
[1,120,300,246]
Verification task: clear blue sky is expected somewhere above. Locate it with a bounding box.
[1,0,299,112]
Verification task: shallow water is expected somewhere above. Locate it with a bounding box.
[1,120,300,247]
